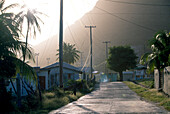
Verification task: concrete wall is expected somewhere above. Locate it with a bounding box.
[154,67,170,95]
[163,67,170,95]
[154,69,159,90]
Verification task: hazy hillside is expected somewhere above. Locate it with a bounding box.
[33,0,170,72]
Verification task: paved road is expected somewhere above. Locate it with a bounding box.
[50,82,168,114]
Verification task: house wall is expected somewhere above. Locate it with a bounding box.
[6,75,36,96]
[38,71,48,90]
[123,72,134,81]
[39,67,80,90]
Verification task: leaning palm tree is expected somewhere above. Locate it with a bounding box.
[56,42,80,64]
[15,5,44,64]
[140,30,170,91]
[14,6,44,101]
[0,0,35,79]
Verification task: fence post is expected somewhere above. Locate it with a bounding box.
[16,73,21,107]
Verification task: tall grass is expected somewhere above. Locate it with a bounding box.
[124,81,170,111]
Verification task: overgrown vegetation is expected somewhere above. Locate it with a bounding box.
[7,79,94,113]
[124,81,170,111]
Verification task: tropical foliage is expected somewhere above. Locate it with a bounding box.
[107,46,138,81]
[0,0,36,112]
[0,0,35,78]
[140,30,170,90]
[56,42,80,64]
[14,5,44,63]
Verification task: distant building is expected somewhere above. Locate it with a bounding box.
[123,71,134,81]
[78,67,94,80]
[134,64,152,80]
[38,62,82,90]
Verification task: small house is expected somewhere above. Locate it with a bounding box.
[134,64,148,80]
[123,71,134,81]
[38,62,82,90]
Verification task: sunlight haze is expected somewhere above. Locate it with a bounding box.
[5,0,98,45]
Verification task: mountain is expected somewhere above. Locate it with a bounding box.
[33,0,170,72]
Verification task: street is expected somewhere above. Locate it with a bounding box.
[50,82,168,114]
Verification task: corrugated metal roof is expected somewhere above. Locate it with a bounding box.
[40,62,81,73]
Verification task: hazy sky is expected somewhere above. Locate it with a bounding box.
[5,0,98,45]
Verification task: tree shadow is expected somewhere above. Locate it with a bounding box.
[72,102,100,114]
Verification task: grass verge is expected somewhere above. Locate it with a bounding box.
[134,78,154,89]
[124,81,170,111]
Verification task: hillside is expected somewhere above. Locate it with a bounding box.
[33,0,170,72]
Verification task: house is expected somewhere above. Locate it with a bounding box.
[108,69,118,82]
[6,73,37,96]
[123,71,134,81]
[78,67,94,80]
[134,64,150,80]
[38,62,82,90]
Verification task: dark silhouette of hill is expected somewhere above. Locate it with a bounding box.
[33,0,170,72]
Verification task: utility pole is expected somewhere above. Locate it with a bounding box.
[80,52,84,67]
[46,58,50,65]
[85,26,96,79]
[59,0,63,87]
[103,41,111,76]
[35,53,39,67]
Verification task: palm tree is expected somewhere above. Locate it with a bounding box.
[56,42,80,64]
[140,30,170,91]
[15,5,44,64]
[0,0,35,78]
[14,6,44,100]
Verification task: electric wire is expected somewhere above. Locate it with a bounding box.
[81,49,91,71]
[94,5,155,31]
[102,0,170,7]
[66,22,80,51]
[93,60,106,68]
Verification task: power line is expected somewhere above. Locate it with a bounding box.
[103,0,170,7]
[87,13,170,16]
[93,61,106,68]
[81,49,91,71]
[66,22,80,51]
[95,6,155,32]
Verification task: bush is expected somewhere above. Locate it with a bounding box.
[44,92,55,99]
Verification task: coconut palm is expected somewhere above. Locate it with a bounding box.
[56,42,80,64]
[15,5,44,63]
[0,0,35,77]
[14,6,44,100]
[140,30,170,91]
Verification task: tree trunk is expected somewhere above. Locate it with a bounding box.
[119,71,123,81]
[10,79,17,95]
[37,73,42,101]
[158,69,163,92]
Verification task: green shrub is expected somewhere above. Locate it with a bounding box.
[44,92,55,99]
[68,94,77,102]
[54,88,65,97]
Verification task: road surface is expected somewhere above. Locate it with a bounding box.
[50,82,168,114]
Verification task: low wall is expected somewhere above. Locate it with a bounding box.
[163,67,170,95]
[154,67,170,96]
